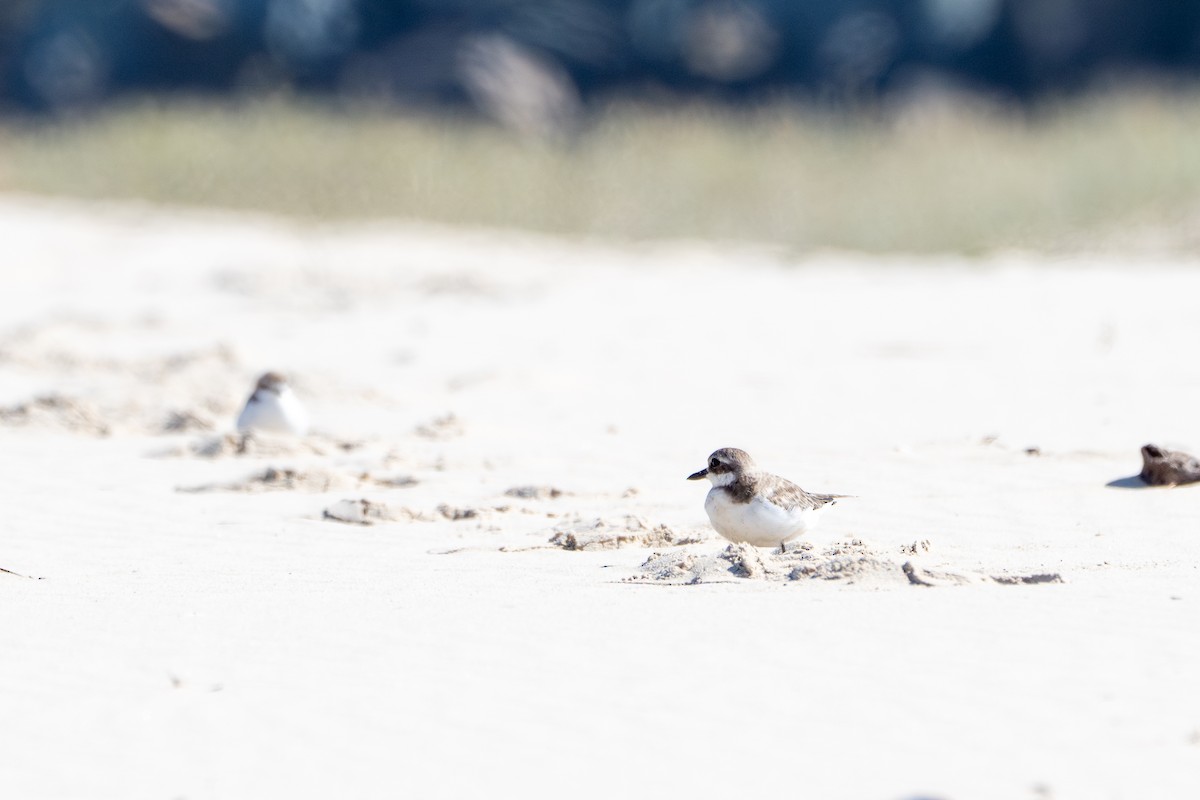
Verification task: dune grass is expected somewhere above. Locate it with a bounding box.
[0,91,1198,253]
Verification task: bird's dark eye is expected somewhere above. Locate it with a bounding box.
[709,457,719,469]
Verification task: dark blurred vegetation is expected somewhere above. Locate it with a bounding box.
[3,0,1200,126]
[3,1,1199,253]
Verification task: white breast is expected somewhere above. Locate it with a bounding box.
[236,388,310,435]
[704,488,823,548]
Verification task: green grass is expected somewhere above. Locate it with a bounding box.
[1,91,1199,253]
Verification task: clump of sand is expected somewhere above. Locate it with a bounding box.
[626,539,1065,587]
[374,474,419,488]
[414,413,464,440]
[0,323,244,435]
[504,485,568,500]
[161,410,219,433]
[625,540,901,585]
[0,394,110,436]
[900,539,934,555]
[437,504,482,521]
[185,432,320,459]
[179,466,357,493]
[323,498,497,525]
[153,431,370,459]
[323,498,430,525]
[547,515,707,551]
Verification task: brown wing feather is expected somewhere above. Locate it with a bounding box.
[758,474,842,512]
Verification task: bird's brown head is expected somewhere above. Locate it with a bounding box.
[687,448,754,483]
[254,372,288,394]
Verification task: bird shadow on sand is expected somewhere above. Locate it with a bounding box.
[1106,475,1149,489]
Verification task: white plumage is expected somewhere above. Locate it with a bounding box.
[236,373,309,436]
[703,489,826,548]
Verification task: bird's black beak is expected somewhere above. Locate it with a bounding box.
[687,468,708,481]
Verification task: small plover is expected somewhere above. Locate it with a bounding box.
[688,447,844,550]
[236,372,309,435]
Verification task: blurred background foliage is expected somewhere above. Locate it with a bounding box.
[4,0,1199,116]
[1,1,1199,253]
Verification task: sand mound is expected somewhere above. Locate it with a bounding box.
[161,410,219,433]
[626,540,1065,587]
[414,413,464,440]
[373,474,419,488]
[437,505,482,520]
[0,323,244,434]
[0,394,110,436]
[179,466,355,493]
[504,485,568,500]
[323,498,429,525]
[547,515,707,551]
[185,432,327,459]
[155,431,369,459]
[626,540,900,585]
[323,499,496,525]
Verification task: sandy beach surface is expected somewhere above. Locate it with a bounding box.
[1,195,1198,799]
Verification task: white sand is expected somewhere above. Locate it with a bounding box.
[1,195,1198,799]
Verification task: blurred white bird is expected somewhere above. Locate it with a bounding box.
[236,372,309,435]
